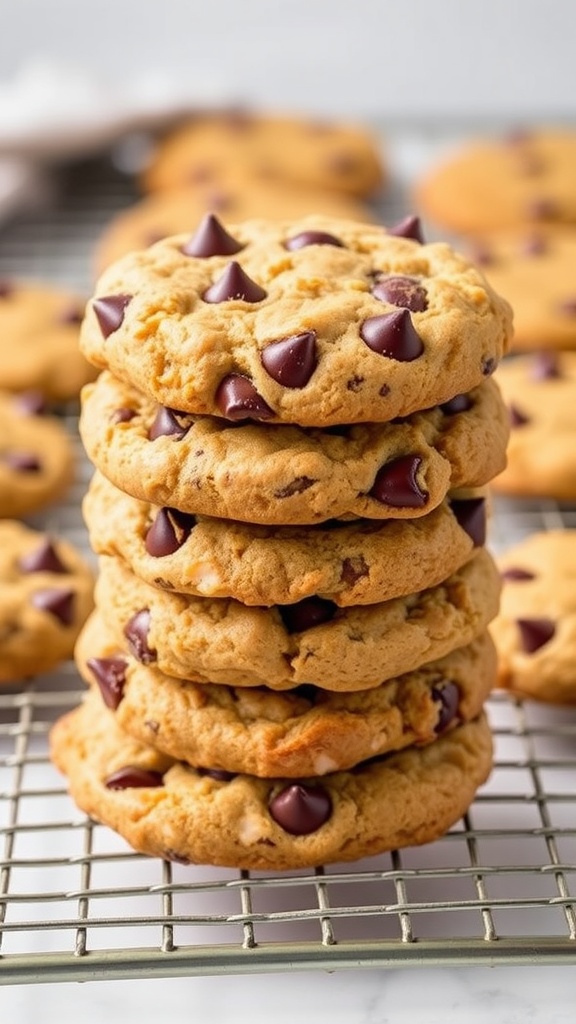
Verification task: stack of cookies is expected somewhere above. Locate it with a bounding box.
[50,213,513,871]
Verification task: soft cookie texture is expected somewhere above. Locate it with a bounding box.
[469,227,576,352]
[491,530,576,704]
[83,471,486,607]
[0,278,96,402]
[0,390,75,518]
[76,612,497,777]
[79,215,513,428]
[50,697,493,871]
[0,520,94,683]
[492,350,576,500]
[139,111,386,198]
[79,370,509,525]
[92,547,501,691]
[413,128,576,235]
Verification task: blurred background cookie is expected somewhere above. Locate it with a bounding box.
[0,389,75,517]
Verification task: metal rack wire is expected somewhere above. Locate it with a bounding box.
[1,132,576,984]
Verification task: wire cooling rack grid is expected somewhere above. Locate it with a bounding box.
[1,131,576,984]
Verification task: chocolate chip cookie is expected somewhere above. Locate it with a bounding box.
[0,520,94,683]
[0,278,97,402]
[79,371,509,525]
[76,610,496,777]
[79,215,513,427]
[0,390,75,518]
[93,547,501,691]
[491,530,576,704]
[83,470,486,607]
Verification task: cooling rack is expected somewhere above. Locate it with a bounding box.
[1,130,576,985]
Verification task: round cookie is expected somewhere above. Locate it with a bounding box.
[492,350,576,500]
[49,697,493,871]
[0,278,97,402]
[0,520,94,683]
[139,111,386,198]
[76,611,496,777]
[83,471,486,607]
[469,227,576,352]
[79,371,509,526]
[93,180,377,277]
[79,214,513,428]
[413,127,576,235]
[490,530,576,704]
[93,547,501,691]
[0,390,75,518]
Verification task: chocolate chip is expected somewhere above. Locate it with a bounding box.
[531,351,561,380]
[274,476,316,498]
[92,294,132,338]
[58,304,84,326]
[105,766,164,790]
[521,234,547,256]
[202,262,267,303]
[112,407,137,423]
[471,244,493,267]
[481,356,496,376]
[431,681,460,732]
[372,275,428,313]
[387,215,425,244]
[501,566,536,581]
[279,596,337,633]
[360,309,424,362]
[517,617,556,653]
[197,767,236,781]
[558,298,576,317]
[148,406,193,440]
[124,608,156,664]
[30,588,75,626]
[260,331,317,389]
[379,383,391,398]
[340,556,369,586]
[450,498,486,547]
[440,393,473,415]
[509,403,531,427]
[181,213,244,258]
[145,507,196,556]
[269,783,332,835]
[87,656,128,709]
[215,373,274,420]
[527,198,557,220]
[369,454,428,508]
[346,375,364,392]
[0,279,15,298]
[284,230,344,251]
[13,391,46,416]
[18,537,67,574]
[3,452,41,472]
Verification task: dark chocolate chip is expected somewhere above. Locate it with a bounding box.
[521,234,547,256]
[145,507,196,557]
[124,608,156,664]
[431,680,460,732]
[558,298,576,317]
[531,351,561,380]
[274,476,316,498]
[269,783,332,835]
[215,373,274,420]
[517,617,556,653]
[18,537,67,574]
[112,407,137,423]
[440,393,473,415]
[481,356,496,376]
[3,451,41,472]
[58,304,84,326]
[148,406,193,440]
[0,279,15,298]
[260,331,317,388]
[284,230,344,251]
[509,403,531,427]
[87,656,128,709]
[340,556,369,586]
[450,498,486,547]
[471,244,493,267]
[372,275,428,313]
[92,294,132,338]
[30,587,75,626]
[369,454,428,508]
[527,198,557,220]
[13,391,46,416]
[346,375,364,392]
[360,309,424,361]
[197,767,236,782]
[181,213,244,258]
[387,215,425,244]
[279,596,337,633]
[105,766,164,790]
[202,262,267,303]
[501,566,536,581]
[379,383,391,397]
